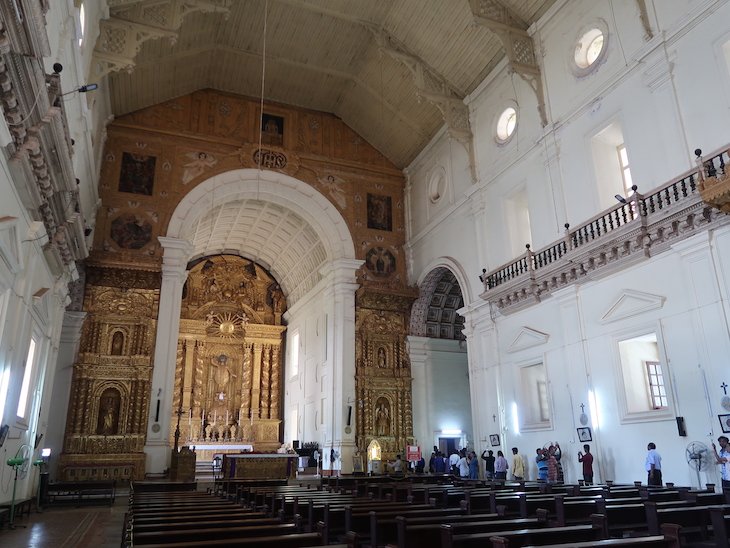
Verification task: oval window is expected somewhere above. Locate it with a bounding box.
[574,28,605,69]
[496,107,517,143]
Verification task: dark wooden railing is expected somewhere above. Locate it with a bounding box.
[483,146,730,291]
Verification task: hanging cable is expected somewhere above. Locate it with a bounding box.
[256,0,269,200]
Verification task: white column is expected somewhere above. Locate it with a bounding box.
[46,311,86,478]
[144,237,192,473]
[321,258,362,475]
[407,336,430,450]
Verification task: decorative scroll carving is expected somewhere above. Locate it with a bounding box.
[468,0,548,127]
[367,25,476,181]
[91,0,232,81]
[253,148,287,169]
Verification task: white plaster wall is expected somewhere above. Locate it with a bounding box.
[410,337,472,451]
[406,0,730,487]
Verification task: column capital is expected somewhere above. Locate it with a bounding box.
[159,237,193,280]
[319,258,365,285]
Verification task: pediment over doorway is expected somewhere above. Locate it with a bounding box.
[600,289,665,324]
[507,327,550,353]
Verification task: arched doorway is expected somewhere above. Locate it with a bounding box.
[144,169,361,473]
[409,264,472,461]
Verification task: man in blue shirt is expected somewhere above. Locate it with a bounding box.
[645,442,662,486]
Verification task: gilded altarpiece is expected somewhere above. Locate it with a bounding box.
[59,268,160,481]
[173,255,285,458]
[355,288,417,462]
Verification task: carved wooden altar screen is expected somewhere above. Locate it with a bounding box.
[172,255,285,452]
[59,267,159,481]
[355,288,417,462]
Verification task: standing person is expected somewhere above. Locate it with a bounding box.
[712,436,730,492]
[481,449,495,480]
[458,450,470,479]
[428,451,437,473]
[468,451,479,479]
[494,450,508,480]
[511,447,525,481]
[546,446,558,484]
[449,449,460,476]
[553,442,564,483]
[578,444,594,485]
[535,448,548,481]
[646,442,662,486]
[388,454,404,474]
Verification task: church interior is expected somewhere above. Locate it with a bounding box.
[1,0,730,545]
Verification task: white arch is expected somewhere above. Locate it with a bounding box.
[167,168,355,260]
[416,256,474,305]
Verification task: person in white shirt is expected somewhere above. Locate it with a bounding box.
[449,450,460,476]
[712,436,730,492]
[645,442,662,486]
[457,451,470,478]
[388,454,403,474]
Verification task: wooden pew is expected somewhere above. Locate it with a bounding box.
[136,531,337,547]
[47,480,116,506]
[710,506,730,548]
[516,523,680,548]
[390,511,547,548]
[132,523,301,545]
[368,507,470,547]
[645,501,730,541]
[441,514,607,548]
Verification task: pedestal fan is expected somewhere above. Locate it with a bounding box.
[685,441,712,488]
[6,443,32,528]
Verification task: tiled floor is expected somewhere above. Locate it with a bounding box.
[0,496,126,548]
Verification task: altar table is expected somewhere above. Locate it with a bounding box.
[221,453,298,479]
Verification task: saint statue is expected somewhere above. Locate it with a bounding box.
[102,406,116,435]
[375,401,390,436]
[377,347,387,368]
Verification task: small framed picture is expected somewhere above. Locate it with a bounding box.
[719,414,730,434]
[489,434,500,447]
[577,427,592,442]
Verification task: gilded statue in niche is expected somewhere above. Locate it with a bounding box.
[97,387,121,436]
[375,398,390,436]
[261,113,284,146]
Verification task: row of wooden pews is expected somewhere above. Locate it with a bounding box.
[124,482,359,547]
[123,477,730,548]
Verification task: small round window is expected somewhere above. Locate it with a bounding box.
[574,28,605,69]
[496,107,517,143]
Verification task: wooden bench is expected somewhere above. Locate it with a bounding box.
[132,523,301,545]
[0,507,9,529]
[0,497,33,520]
[645,501,730,540]
[518,523,680,548]
[440,515,607,548]
[136,531,334,547]
[47,480,116,506]
[710,506,730,548]
[389,512,547,548]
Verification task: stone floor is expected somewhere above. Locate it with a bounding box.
[0,493,127,548]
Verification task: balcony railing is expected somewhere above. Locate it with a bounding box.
[481,146,730,310]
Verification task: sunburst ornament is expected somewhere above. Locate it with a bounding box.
[205,311,250,338]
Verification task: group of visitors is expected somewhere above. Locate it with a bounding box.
[415,435,730,489]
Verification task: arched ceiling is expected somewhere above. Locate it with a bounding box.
[100,0,558,168]
[181,198,327,305]
[411,267,465,340]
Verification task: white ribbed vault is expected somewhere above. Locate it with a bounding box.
[167,169,355,304]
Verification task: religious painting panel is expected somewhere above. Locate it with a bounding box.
[261,113,284,146]
[365,247,396,277]
[119,152,156,195]
[367,193,392,231]
[110,214,153,250]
